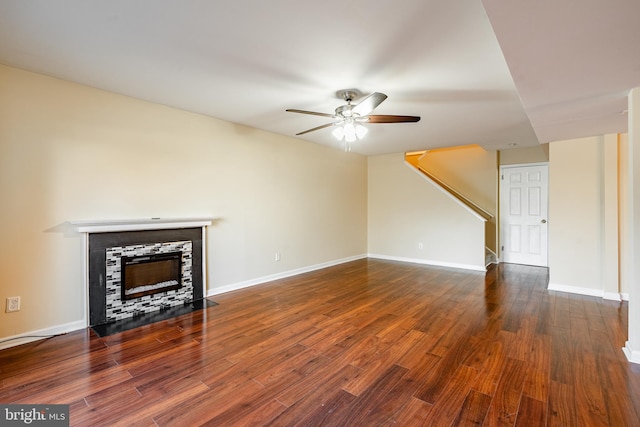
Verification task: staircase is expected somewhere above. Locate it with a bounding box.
[406,150,498,268]
[485,247,498,267]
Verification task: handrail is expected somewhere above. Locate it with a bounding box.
[415,165,494,221]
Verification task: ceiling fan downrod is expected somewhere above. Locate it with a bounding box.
[336,89,361,104]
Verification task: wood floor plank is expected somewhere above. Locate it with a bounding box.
[522,334,551,402]
[483,357,528,427]
[275,361,361,408]
[514,395,546,426]
[273,389,355,427]
[0,355,119,398]
[269,364,361,425]
[385,328,428,368]
[535,292,555,336]
[9,364,132,405]
[573,354,609,426]
[252,345,328,387]
[420,364,480,426]
[472,338,507,397]
[360,375,424,424]
[0,330,103,379]
[452,389,492,427]
[209,397,287,427]
[596,355,640,427]
[341,356,396,396]
[331,364,409,425]
[387,396,434,426]
[152,378,264,426]
[0,259,638,425]
[550,326,575,385]
[74,386,143,426]
[548,380,577,427]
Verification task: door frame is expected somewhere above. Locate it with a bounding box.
[499,162,549,266]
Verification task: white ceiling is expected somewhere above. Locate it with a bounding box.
[0,0,638,155]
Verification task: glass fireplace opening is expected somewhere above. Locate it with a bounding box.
[121,251,182,300]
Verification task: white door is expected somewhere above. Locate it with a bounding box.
[500,164,549,267]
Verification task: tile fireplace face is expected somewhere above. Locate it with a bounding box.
[105,241,193,322]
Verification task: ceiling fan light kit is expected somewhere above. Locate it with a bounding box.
[286,89,420,151]
[332,119,368,142]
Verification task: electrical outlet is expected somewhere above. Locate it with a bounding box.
[275,252,281,262]
[418,242,424,250]
[6,296,20,313]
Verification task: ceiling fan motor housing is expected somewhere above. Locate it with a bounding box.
[336,89,362,103]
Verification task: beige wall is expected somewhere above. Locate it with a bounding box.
[499,144,549,165]
[602,134,620,298]
[620,133,631,298]
[548,135,619,295]
[0,65,367,339]
[368,153,486,269]
[418,145,498,252]
[2,62,629,343]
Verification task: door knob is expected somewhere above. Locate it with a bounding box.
[541,219,547,224]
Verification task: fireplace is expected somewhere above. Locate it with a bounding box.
[121,251,183,300]
[77,222,216,335]
[72,218,218,336]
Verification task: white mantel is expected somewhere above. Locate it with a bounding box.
[71,217,214,233]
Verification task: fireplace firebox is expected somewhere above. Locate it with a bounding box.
[121,251,183,300]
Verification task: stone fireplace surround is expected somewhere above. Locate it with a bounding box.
[73,218,215,336]
[104,239,193,322]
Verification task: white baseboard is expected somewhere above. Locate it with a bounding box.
[623,341,640,364]
[547,282,605,298]
[368,253,486,272]
[207,254,368,297]
[548,283,630,302]
[0,320,86,351]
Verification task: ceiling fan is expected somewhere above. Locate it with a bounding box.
[286,90,421,141]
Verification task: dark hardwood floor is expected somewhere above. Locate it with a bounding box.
[1,259,639,426]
